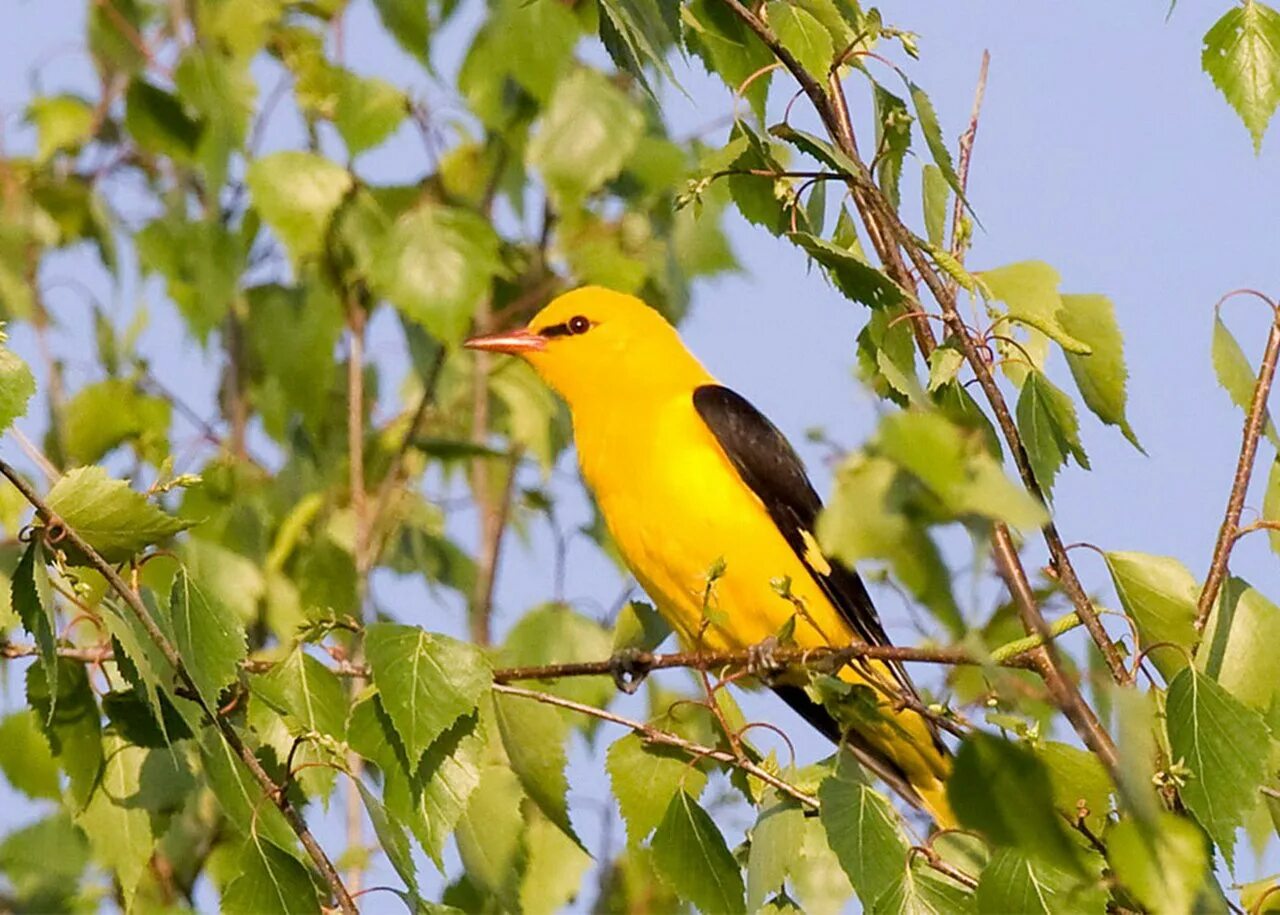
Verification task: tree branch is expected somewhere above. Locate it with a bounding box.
[0,460,356,915]
[1195,305,1280,633]
[990,527,1118,773]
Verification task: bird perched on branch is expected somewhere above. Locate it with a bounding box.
[466,286,953,827]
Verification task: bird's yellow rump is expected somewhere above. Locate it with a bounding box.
[466,286,954,827]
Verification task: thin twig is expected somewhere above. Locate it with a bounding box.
[949,51,990,276]
[1195,310,1280,633]
[0,460,356,914]
[367,350,446,558]
[344,303,370,897]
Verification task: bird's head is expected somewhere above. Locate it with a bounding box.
[464,286,710,409]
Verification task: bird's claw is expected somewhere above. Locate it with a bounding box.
[746,636,781,679]
[609,647,651,695]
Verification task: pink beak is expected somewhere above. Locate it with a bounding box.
[462,328,546,354]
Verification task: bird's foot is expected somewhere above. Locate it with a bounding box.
[746,635,782,679]
[608,647,652,695]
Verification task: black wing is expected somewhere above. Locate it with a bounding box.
[692,385,896,651]
[691,385,936,717]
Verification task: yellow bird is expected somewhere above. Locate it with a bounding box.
[466,286,953,826]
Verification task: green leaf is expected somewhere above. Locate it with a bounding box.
[1038,741,1112,834]
[819,455,963,635]
[196,725,298,852]
[908,82,964,201]
[44,465,190,563]
[528,69,644,207]
[370,202,503,345]
[61,378,171,465]
[683,0,775,117]
[74,733,156,909]
[651,790,746,915]
[1212,314,1279,446]
[459,0,578,121]
[875,859,974,914]
[606,732,709,845]
[455,764,527,908]
[1104,550,1198,680]
[874,84,913,208]
[819,764,910,907]
[493,690,580,845]
[767,123,860,176]
[365,622,491,763]
[976,848,1104,915]
[135,216,242,341]
[26,661,102,810]
[0,339,35,436]
[0,709,60,799]
[877,411,1049,530]
[333,72,407,155]
[767,1,834,77]
[371,0,431,65]
[922,164,949,247]
[598,0,680,96]
[354,696,487,869]
[222,838,319,915]
[0,814,89,910]
[789,231,907,309]
[1015,370,1088,496]
[747,793,807,911]
[246,151,353,263]
[407,712,487,867]
[927,342,965,392]
[947,733,1081,872]
[356,779,418,895]
[174,48,256,192]
[980,261,1092,355]
[125,79,202,161]
[1113,686,1164,828]
[1165,666,1271,868]
[1198,577,1280,711]
[1202,1,1280,152]
[13,542,57,709]
[1107,814,1209,915]
[251,647,348,740]
[169,568,247,708]
[27,94,96,162]
[612,599,672,652]
[1265,457,1280,556]
[1059,293,1141,450]
[520,800,593,915]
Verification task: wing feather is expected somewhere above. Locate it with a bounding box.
[691,385,936,730]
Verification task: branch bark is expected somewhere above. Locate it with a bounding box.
[1195,307,1280,632]
[0,460,356,915]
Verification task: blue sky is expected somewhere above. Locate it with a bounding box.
[1,0,1278,910]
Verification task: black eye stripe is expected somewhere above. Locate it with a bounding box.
[539,322,573,338]
[538,316,592,338]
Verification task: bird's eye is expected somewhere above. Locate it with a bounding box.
[567,315,590,335]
